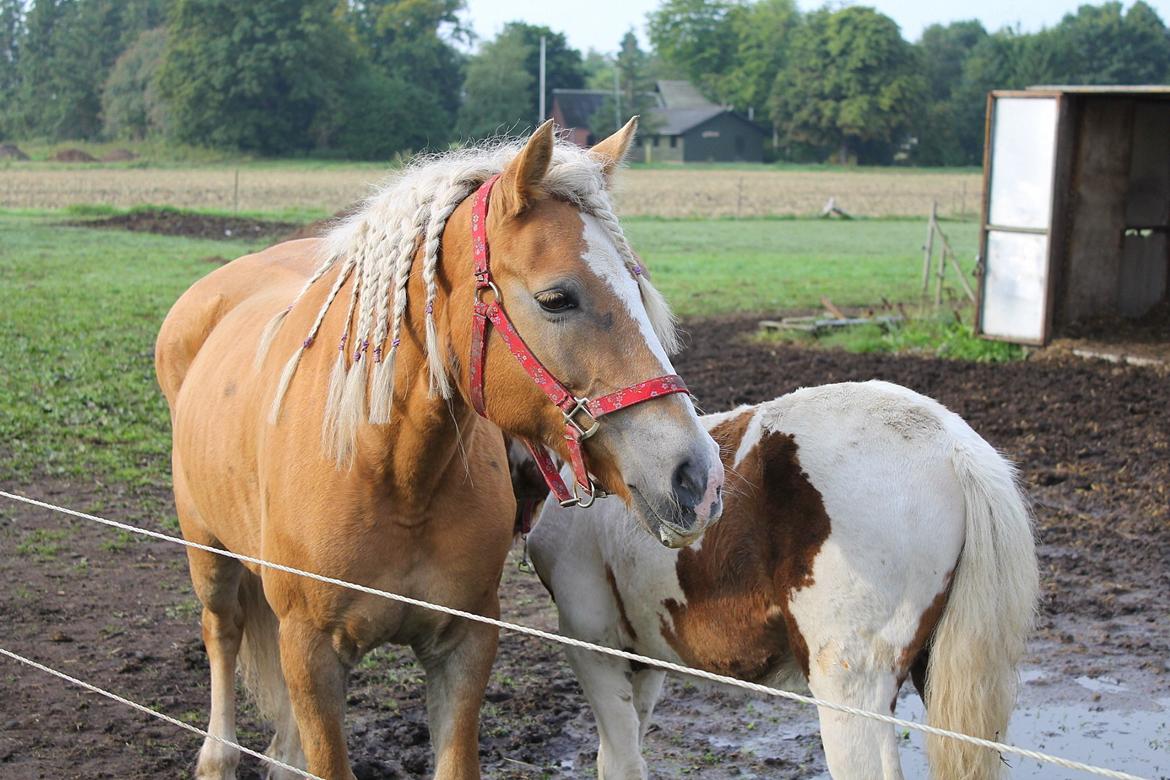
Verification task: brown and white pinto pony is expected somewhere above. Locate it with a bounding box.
[529,381,1039,780]
[155,121,724,780]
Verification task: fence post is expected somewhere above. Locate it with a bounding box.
[921,200,937,296]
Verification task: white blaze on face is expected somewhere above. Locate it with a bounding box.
[578,213,674,375]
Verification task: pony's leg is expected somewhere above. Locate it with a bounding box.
[186,545,245,780]
[416,618,498,780]
[807,661,904,780]
[631,668,666,747]
[278,620,355,780]
[564,647,647,780]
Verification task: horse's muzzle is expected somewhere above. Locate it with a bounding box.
[632,451,724,548]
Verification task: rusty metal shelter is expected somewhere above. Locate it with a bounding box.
[976,86,1170,345]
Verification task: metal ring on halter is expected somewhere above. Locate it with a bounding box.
[562,477,600,509]
[475,280,501,303]
[563,398,601,439]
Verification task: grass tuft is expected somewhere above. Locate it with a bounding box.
[760,313,1026,362]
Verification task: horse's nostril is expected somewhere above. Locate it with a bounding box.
[671,459,705,508]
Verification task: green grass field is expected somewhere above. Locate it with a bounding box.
[0,210,984,489]
[625,217,978,316]
[0,214,264,492]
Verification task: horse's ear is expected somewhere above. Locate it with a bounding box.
[590,116,638,186]
[498,119,555,216]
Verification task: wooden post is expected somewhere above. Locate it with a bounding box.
[947,248,978,303]
[921,201,937,296]
[935,233,947,307]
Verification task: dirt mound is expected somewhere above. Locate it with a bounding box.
[0,143,29,160]
[281,202,363,242]
[73,209,299,242]
[100,148,138,162]
[52,148,97,162]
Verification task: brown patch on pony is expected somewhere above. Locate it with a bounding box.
[708,409,754,453]
[659,427,831,682]
[605,564,638,642]
[898,569,954,700]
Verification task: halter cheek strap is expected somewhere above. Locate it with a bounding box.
[467,174,690,508]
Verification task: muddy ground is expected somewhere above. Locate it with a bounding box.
[2,317,1168,779]
[69,210,300,242]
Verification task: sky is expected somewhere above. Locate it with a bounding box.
[463,0,1170,53]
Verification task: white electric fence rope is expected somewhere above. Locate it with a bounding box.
[0,646,324,780]
[0,489,1148,780]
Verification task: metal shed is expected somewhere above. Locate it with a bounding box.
[976,86,1170,345]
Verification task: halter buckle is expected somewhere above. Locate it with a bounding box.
[560,477,604,509]
[563,397,600,440]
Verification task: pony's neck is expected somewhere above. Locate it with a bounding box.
[357,207,482,515]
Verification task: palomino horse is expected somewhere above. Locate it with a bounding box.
[529,381,1039,780]
[155,120,724,780]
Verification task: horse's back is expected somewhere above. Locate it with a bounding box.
[155,238,322,406]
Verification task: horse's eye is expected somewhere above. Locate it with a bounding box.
[535,290,577,313]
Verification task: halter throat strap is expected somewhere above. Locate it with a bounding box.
[467,174,689,508]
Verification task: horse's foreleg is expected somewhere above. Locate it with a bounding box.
[186,547,245,780]
[417,618,498,780]
[278,620,355,780]
[564,647,648,780]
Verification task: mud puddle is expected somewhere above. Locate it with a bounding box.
[579,661,1170,779]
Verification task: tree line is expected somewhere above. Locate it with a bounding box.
[0,0,1167,164]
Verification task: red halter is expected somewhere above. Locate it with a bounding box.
[468,174,690,508]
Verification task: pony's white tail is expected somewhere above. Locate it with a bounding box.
[925,432,1039,780]
[236,574,299,757]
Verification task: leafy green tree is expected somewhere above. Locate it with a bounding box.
[723,0,799,120]
[11,0,171,139]
[349,0,468,135]
[770,7,926,164]
[456,28,534,139]
[14,0,98,139]
[0,0,22,136]
[500,21,584,121]
[158,0,354,153]
[918,20,988,102]
[101,27,169,140]
[647,0,737,98]
[913,20,987,165]
[334,64,450,158]
[1047,1,1170,84]
[582,48,614,90]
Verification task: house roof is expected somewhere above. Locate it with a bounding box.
[655,80,716,109]
[551,89,608,129]
[645,107,726,135]
[646,107,766,137]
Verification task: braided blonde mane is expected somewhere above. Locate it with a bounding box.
[260,137,680,462]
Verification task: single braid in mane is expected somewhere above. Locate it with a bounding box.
[260,138,680,466]
[322,258,363,460]
[421,183,475,400]
[267,251,358,424]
